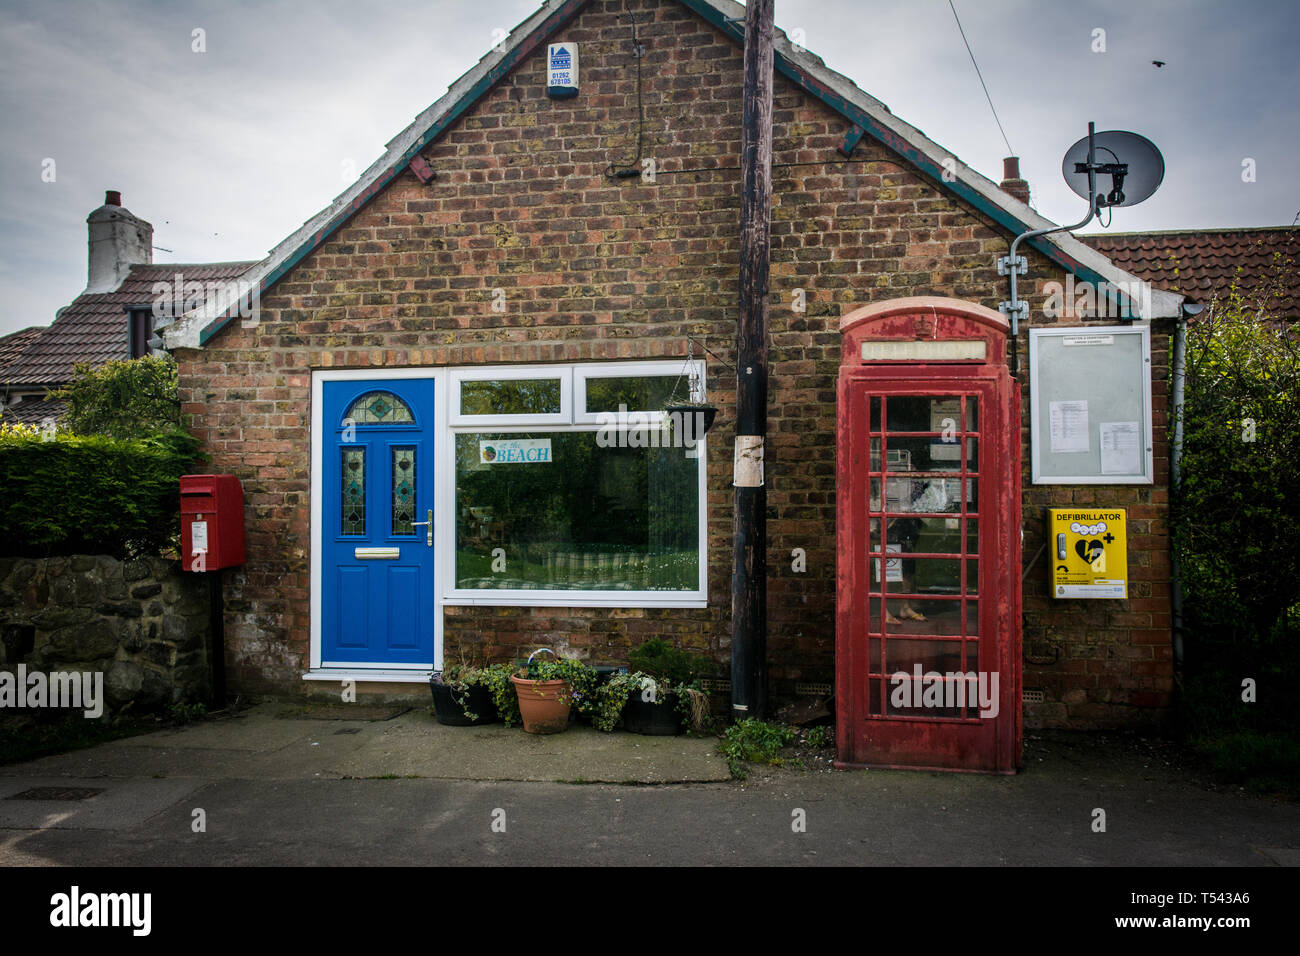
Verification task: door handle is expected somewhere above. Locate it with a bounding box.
[411,509,433,547]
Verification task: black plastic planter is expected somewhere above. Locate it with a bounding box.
[664,403,718,437]
[429,680,499,726]
[622,691,683,735]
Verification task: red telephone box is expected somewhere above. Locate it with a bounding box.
[836,298,1021,773]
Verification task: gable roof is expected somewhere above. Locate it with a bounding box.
[6,261,257,386]
[1078,226,1299,318]
[167,0,1181,349]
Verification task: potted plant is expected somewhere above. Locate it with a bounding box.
[429,663,501,726]
[510,648,594,735]
[621,638,712,735]
[579,670,643,732]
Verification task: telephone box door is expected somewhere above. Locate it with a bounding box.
[836,299,1021,774]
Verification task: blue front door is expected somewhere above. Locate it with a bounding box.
[322,379,435,666]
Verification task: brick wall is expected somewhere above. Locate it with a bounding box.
[174,0,1173,726]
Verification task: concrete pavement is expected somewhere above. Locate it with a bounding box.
[0,703,1296,865]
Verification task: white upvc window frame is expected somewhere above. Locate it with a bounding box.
[449,366,572,427]
[441,359,708,609]
[573,360,704,424]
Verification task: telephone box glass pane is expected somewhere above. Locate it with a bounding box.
[342,448,365,536]
[887,638,964,675]
[870,396,881,432]
[392,447,416,536]
[965,396,978,432]
[888,558,961,594]
[885,396,962,432]
[965,598,979,635]
[884,679,963,719]
[887,516,961,555]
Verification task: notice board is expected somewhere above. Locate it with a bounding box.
[1028,325,1153,484]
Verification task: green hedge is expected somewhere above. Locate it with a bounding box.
[0,429,203,559]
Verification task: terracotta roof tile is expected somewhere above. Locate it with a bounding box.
[1079,226,1299,317]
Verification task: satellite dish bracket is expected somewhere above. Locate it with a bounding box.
[998,120,1159,373]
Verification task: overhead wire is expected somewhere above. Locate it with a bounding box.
[948,0,1015,158]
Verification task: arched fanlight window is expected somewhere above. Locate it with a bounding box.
[344,390,415,425]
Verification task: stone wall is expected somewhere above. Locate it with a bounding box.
[0,555,211,712]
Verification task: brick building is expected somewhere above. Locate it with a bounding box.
[166,0,1185,743]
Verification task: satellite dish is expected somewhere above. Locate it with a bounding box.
[1062,129,1164,208]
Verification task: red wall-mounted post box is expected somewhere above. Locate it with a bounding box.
[180,474,246,572]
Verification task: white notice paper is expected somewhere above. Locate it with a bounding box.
[1100,421,1142,475]
[1049,400,1090,454]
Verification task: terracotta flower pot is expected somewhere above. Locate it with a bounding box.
[511,675,572,734]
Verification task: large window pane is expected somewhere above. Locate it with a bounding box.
[454,432,699,591]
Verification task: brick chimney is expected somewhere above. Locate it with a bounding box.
[999,157,1030,206]
[86,190,153,293]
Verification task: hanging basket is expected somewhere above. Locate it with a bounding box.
[664,403,718,437]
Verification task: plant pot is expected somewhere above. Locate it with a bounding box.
[664,403,718,437]
[622,690,683,736]
[429,680,499,726]
[511,676,572,735]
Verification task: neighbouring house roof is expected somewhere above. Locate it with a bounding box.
[0,396,67,426]
[1078,226,1299,318]
[5,261,257,387]
[167,0,1181,349]
[0,326,44,379]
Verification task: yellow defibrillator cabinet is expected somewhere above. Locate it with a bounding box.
[1048,508,1128,599]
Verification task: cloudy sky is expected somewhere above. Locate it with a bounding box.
[1,0,1297,338]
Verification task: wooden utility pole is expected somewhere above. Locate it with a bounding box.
[732,0,774,720]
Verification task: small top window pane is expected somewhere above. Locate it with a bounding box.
[585,375,679,414]
[460,379,562,416]
[345,391,414,425]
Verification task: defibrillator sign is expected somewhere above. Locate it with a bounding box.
[1048,508,1128,599]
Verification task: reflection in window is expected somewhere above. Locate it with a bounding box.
[345,391,414,424]
[454,432,698,591]
[584,375,678,414]
[460,379,561,416]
